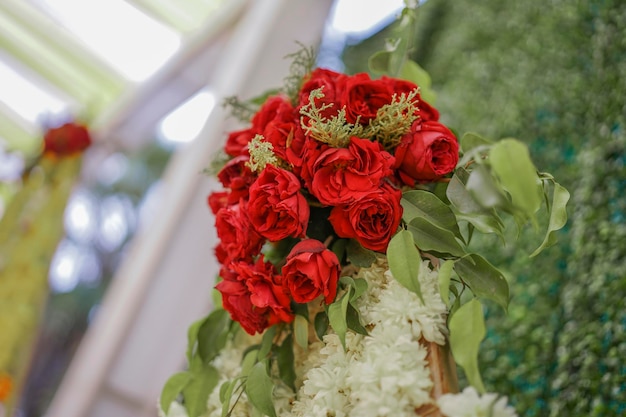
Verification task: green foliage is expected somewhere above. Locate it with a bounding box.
[390,0,626,414]
[283,43,317,104]
[387,229,424,301]
[449,298,486,393]
[245,361,277,417]
[160,309,233,416]
[454,254,509,311]
[246,135,278,173]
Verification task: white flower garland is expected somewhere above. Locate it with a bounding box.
[160,259,518,417]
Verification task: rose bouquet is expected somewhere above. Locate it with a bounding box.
[159,8,569,417]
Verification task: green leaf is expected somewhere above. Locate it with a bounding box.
[401,190,463,242]
[292,302,309,319]
[387,229,423,302]
[314,311,329,341]
[328,291,350,349]
[276,334,296,391]
[160,371,192,413]
[182,365,220,417]
[449,298,486,393]
[489,139,542,217]
[454,254,509,311]
[220,379,238,417]
[447,169,505,237]
[346,302,368,335]
[331,238,348,262]
[460,132,492,154]
[246,362,277,417]
[438,260,455,306]
[466,165,511,210]
[197,309,231,363]
[530,182,570,257]
[241,350,258,377]
[346,239,377,267]
[186,316,207,364]
[408,217,466,257]
[294,315,309,350]
[258,326,277,360]
[399,59,436,104]
[449,285,462,317]
[339,276,368,302]
[220,377,244,417]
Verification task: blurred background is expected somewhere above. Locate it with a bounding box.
[0,0,624,416]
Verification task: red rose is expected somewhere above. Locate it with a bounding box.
[282,239,340,304]
[329,183,403,252]
[247,165,309,241]
[341,73,393,125]
[298,68,348,120]
[285,124,310,176]
[217,155,257,204]
[43,122,91,155]
[217,257,293,335]
[214,202,264,264]
[310,136,394,206]
[296,136,329,192]
[417,99,440,123]
[379,76,439,122]
[223,95,294,158]
[225,128,254,157]
[251,95,291,129]
[393,120,459,184]
[261,106,300,161]
[207,191,229,215]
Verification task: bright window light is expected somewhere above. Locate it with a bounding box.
[34,0,181,82]
[157,89,216,146]
[0,59,69,124]
[329,0,405,35]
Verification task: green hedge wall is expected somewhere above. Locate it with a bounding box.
[345,0,625,415]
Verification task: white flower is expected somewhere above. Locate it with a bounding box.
[437,387,518,417]
[158,401,189,417]
[288,260,445,416]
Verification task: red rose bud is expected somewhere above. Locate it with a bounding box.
[282,239,340,305]
[310,136,394,206]
[394,120,459,184]
[247,165,309,241]
[43,122,91,156]
[329,183,403,253]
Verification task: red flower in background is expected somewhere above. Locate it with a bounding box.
[393,120,459,184]
[282,239,340,305]
[329,182,403,252]
[216,257,293,335]
[247,165,309,241]
[309,136,394,205]
[43,122,91,156]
